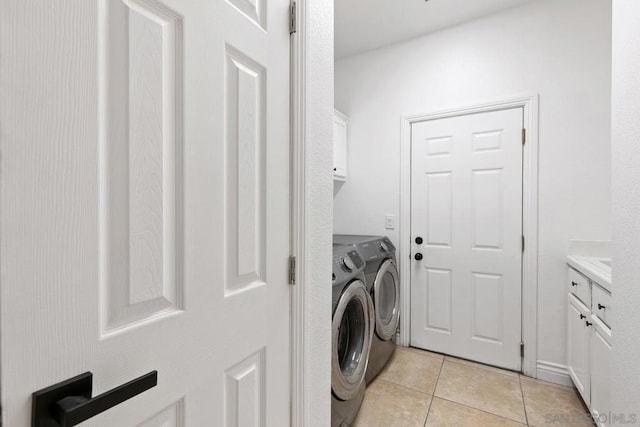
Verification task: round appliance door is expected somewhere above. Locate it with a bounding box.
[373,259,400,340]
[332,280,374,401]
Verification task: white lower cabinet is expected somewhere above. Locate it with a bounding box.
[590,318,611,426]
[566,266,612,427]
[567,294,591,405]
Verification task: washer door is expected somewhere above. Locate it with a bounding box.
[373,259,400,340]
[332,280,374,401]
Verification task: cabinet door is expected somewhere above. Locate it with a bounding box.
[333,110,348,180]
[567,294,591,405]
[568,267,591,307]
[590,318,611,426]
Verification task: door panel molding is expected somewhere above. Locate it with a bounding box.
[399,94,539,378]
[98,0,185,335]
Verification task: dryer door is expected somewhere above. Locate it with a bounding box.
[374,259,400,340]
[332,280,374,401]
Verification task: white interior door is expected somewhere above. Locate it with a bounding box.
[410,108,523,371]
[0,0,291,425]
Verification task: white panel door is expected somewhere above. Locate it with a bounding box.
[410,108,523,371]
[0,0,291,425]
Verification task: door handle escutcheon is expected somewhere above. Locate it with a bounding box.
[32,371,158,427]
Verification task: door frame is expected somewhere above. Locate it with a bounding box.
[398,94,540,377]
[290,0,335,425]
[290,0,306,422]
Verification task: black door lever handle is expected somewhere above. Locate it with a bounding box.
[32,370,158,427]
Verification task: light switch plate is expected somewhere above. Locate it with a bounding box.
[385,215,396,230]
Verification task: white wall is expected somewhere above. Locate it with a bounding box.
[302,0,334,425]
[334,0,611,372]
[611,0,640,419]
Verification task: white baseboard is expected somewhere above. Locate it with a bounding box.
[535,360,573,387]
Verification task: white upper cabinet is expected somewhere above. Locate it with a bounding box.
[333,110,348,181]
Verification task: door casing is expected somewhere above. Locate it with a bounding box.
[398,94,540,378]
[290,0,336,425]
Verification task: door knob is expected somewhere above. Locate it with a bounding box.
[32,371,158,427]
[415,237,423,245]
[414,253,423,261]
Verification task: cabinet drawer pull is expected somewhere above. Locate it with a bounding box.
[585,321,592,327]
[571,281,579,287]
[579,314,586,320]
[598,304,606,310]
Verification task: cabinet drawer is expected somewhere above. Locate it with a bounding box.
[568,268,591,306]
[592,284,612,328]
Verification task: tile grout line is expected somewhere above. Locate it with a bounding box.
[396,348,589,426]
[430,359,528,425]
[518,374,530,426]
[432,395,529,426]
[423,355,445,426]
[444,356,521,379]
[377,348,444,396]
[400,347,446,363]
[397,349,531,425]
[373,377,433,398]
[366,377,435,426]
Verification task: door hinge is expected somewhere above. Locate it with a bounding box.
[520,342,525,358]
[522,128,526,145]
[289,2,297,34]
[289,256,296,285]
[522,235,525,253]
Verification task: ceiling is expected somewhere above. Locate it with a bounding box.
[335,0,534,59]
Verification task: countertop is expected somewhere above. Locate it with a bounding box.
[567,255,612,292]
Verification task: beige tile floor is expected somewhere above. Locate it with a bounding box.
[353,346,594,427]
